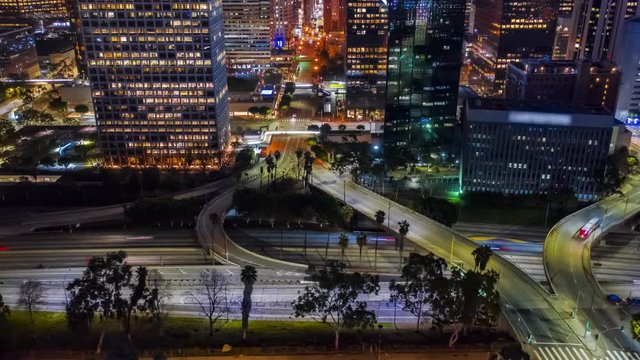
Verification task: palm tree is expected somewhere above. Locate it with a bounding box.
[397,220,410,264]
[356,233,368,263]
[472,245,493,272]
[374,210,385,271]
[338,233,349,262]
[240,265,258,341]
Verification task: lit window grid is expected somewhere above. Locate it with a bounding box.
[0,0,67,16]
[79,0,229,166]
[462,122,612,200]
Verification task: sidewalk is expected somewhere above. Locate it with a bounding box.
[144,350,491,360]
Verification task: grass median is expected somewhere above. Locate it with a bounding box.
[0,310,504,354]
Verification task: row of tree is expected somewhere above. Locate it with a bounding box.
[48,252,259,345]
[292,246,500,349]
[233,187,347,227]
[0,247,501,352]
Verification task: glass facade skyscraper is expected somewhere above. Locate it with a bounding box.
[345,0,388,121]
[78,0,230,167]
[384,0,465,160]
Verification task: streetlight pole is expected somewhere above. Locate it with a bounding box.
[624,194,630,215]
[325,231,330,261]
[573,288,583,318]
[62,268,71,307]
[387,200,391,229]
[450,234,455,264]
[343,179,346,203]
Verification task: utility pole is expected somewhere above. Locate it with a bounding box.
[325,231,330,260]
[387,200,391,228]
[343,179,346,202]
[304,232,307,261]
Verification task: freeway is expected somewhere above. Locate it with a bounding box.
[227,228,549,282]
[312,166,584,353]
[545,179,640,354]
[227,228,419,274]
[0,177,235,236]
[0,265,414,323]
[0,230,212,269]
[454,222,548,243]
[591,228,640,296]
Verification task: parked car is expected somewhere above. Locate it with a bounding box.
[627,297,640,305]
[607,294,622,304]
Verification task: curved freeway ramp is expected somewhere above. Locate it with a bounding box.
[544,181,640,355]
[196,190,308,273]
[312,167,583,350]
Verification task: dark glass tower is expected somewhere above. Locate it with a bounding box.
[384,0,465,161]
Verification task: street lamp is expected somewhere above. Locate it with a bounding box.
[62,268,71,306]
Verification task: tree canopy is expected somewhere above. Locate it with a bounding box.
[390,253,448,331]
[292,263,379,349]
[66,251,135,332]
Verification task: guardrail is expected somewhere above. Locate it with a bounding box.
[311,172,573,343]
[195,190,308,272]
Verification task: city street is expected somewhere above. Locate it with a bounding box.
[545,178,640,354]
[311,165,589,355]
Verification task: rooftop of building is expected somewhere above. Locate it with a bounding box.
[466,98,622,128]
[508,58,618,75]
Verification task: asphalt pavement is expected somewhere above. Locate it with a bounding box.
[545,178,640,354]
[312,166,585,356]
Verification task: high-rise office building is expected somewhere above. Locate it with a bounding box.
[0,0,67,17]
[558,0,639,61]
[462,98,630,200]
[272,0,295,48]
[552,16,571,60]
[467,0,558,97]
[223,0,271,74]
[384,0,465,160]
[505,59,621,111]
[323,0,345,33]
[614,17,640,123]
[77,0,230,167]
[345,0,387,121]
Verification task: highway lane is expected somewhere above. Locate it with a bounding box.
[227,229,550,280]
[591,226,640,298]
[312,166,583,352]
[0,229,198,250]
[545,179,640,354]
[454,222,548,243]
[0,229,212,269]
[0,266,415,323]
[0,177,235,236]
[227,228,416,274]
[0,247,212,269]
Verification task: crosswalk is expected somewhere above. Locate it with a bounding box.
[282,117,313,122]
[533,346,640,360]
